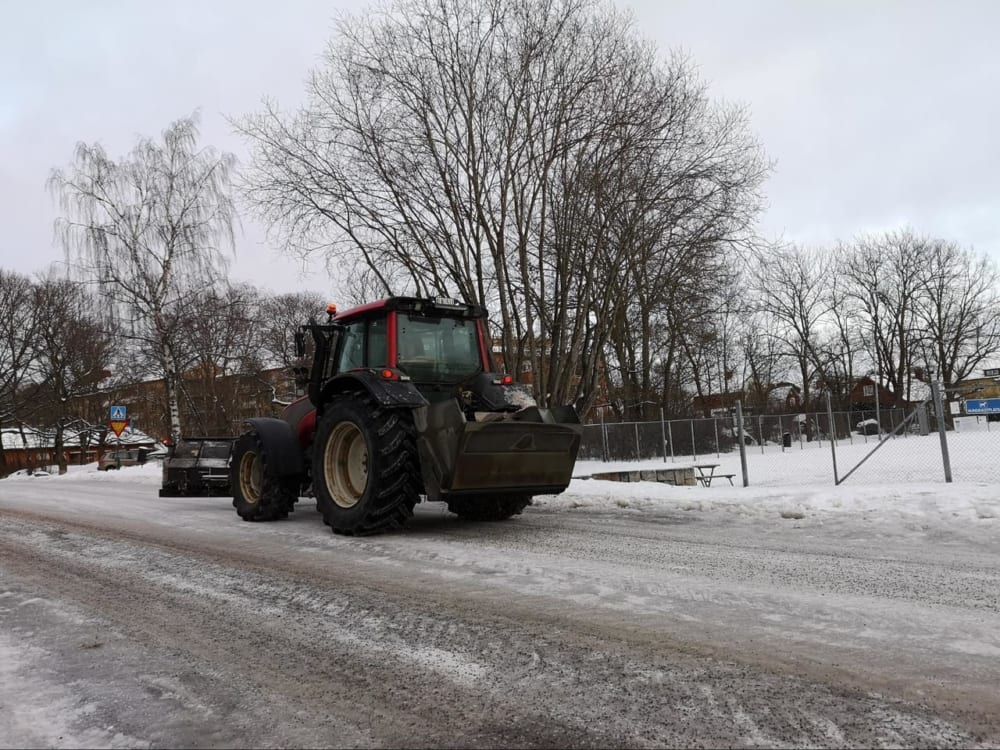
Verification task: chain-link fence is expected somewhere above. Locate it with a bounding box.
[579,387,993,486]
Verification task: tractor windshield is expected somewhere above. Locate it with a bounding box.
[396,314,482,384]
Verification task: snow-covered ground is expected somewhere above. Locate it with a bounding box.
[7,432,1000,532]
[586,425,1000,486]
[555,429,1000,530]
[2,456,999,747]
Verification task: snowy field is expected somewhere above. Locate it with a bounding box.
[585,425,1000,487]
[560,430,1000,529]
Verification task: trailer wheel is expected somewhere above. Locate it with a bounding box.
[231,431,298,521]
[312,392,418,535]
[447,494,532,522]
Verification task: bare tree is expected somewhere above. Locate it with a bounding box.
[238,0,768,415]
[30,274,112,473]
[49,115,237,441]
[258,290,328,373]
[816,267,865,409]
[737,311,785,414]
[177,284,267,435]
[840,229,932,403]
[912,239,1000,388]
[0,270,41,471]
[750,244,831,407]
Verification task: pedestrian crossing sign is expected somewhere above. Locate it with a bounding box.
[110,405,127,421]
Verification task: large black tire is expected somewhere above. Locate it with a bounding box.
[447,494,532,522]
[312,392,419,535]
[231,431,299,522]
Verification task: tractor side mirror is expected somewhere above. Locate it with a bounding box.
[294,329,307,358]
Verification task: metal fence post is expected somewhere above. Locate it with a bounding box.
[690,419,697,461]
[875,372,882,435]
[736,400,749,487]
[601,410,608,463]
[634,421,640,461]
[660,408,667,462]
[932,381,953,483]
[668,420,675,462]
[714,417,720,457]
[758,415,764,454]
[826,392,838,484]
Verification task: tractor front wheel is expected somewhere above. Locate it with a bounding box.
[231,431,298,521]
[312,392,419,535]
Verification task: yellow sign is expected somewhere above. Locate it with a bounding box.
[110,420,128,437]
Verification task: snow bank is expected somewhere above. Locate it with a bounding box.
[542,457,1000,526]
[3,447,997,529]
[4,462,162,485]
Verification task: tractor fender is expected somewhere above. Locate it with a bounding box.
[241,417,305,477]
[320,371,428,411]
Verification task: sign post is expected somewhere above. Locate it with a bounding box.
[964,398,1000,415]
[109,405,128,438]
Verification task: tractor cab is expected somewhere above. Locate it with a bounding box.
[296,296,515,410]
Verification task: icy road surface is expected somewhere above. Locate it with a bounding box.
[1,466,998,748]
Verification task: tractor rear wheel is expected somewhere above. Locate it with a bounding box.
[447,494,532,522]
[231,431,299,521]
[312,392,419,535]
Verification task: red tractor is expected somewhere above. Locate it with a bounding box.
[231,296,582,535]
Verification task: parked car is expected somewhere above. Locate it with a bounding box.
[720,426,758,446]
[98,447,156,471]
[855,418,881,436]
[159,437,235,497]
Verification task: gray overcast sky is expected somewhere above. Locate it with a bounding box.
[2,0,998,297]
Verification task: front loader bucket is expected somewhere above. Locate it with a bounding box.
[414,400,583,501]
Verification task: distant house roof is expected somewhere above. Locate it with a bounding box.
[977,359,1000,378]
[1,425,160,451]
[1,427,47,450]
[909,380,932,402]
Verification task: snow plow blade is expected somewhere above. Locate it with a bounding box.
[415,402,583,501]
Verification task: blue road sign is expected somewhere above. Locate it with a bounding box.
[964,398,1000,415]
[110,405,127,421]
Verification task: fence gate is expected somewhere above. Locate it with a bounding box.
[826,385,951,485]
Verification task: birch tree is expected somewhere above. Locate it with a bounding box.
[49,115,236,441]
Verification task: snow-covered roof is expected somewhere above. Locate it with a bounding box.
[1,427,48,450]
[974,358,1000,379]
[909,380,932,402]
[1,425,160,451]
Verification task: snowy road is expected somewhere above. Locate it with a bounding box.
[1,469,999,748]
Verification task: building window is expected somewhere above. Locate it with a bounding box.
[521,362,532,373]
[863,385,874,396]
